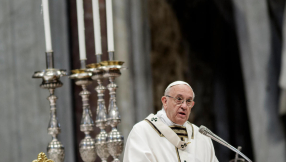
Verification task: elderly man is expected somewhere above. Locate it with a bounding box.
[123,81,218,162]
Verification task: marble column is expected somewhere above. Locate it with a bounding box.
[113,0,153,160]
[232,0,286,161]
[0,0,75,161]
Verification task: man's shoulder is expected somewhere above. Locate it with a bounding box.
[132,113,156,129]
[133,119,149,128]
[128,119,156,137]
[132,116,163,134]
[131,119,153,132]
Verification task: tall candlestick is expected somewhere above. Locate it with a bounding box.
[77,0,87,60]
[70,70,97,162]
[106,0,115,52]
[92,0,102,56]
[42,0,53,52]
[33,68,67,162]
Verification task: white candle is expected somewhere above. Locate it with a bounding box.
[76,0,87,60]
[92,0,102,55]
[106,0,114,52]
[42,0,53,52]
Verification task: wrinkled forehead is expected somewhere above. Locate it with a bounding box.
[168,84,194,98]
[165,81,191,92]
[165,81,195,98]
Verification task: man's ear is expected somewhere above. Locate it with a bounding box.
[192,101,195,108]
[161,96,167,109]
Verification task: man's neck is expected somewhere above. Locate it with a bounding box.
[156,109,186,127]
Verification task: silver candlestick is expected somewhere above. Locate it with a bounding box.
[70,69,97,162]
[87,63,110,162]
[101,60,125,162]
[32,52,66,162]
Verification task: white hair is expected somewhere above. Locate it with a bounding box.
[164,81,195,99]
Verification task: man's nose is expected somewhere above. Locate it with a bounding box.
[180,100,188,109]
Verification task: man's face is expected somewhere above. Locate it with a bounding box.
[161,84,195,125]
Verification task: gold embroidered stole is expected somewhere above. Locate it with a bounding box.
[170,125,188,141]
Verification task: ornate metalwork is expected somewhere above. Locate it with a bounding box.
[95,130,110,162]
[70,69,96,162]
[107,130,124,162]
[101,61,125,162]
[32,52,66,162]
[32,152,54,162]
[87,63,110,162]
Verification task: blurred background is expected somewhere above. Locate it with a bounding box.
[1,0,286,161]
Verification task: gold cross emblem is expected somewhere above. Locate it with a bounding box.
[32,152,54,162]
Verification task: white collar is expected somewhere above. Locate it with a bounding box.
[156,109,187,127]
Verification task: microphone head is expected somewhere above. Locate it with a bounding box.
[199,125,208,135]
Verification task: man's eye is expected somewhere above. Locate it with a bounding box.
[176,97,183,101]
[186,99,192,103]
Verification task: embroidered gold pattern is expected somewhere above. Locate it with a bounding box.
[144,119,194,162]
[187,121,194,139]
[32,152,54,162]
[144,119,164,137]
[175,147,181,162]
[172,129,188,134]
[170,125,188,141]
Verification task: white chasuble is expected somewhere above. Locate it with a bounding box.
[123,114,218,162]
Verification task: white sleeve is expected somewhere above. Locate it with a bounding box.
[208,138,219,162]
[123,125,157,162]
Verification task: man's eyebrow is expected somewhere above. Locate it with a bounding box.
[175,94,193,99]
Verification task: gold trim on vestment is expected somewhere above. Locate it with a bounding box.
[170,125,188,141]
[178,135,188,141]
[187,121,194,139]
[145,119,195,140]
[177,134,188,137]
[170,129,188,134]
[170,125,187,129]
[144,119,195,161]
[144,119,164,137]
[175,147,181,162]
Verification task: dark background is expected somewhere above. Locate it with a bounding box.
[67,0,286,161]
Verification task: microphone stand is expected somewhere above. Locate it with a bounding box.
[199,126,252,162]
[229,146,246,162]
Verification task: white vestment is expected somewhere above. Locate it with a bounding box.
[123,112,218,162]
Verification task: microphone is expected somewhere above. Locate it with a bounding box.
[199,125,252,162]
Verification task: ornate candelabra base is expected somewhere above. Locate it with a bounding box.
[70,69,97,162]
[95,130,110,162]
[33,52,67,162]
[107,128,124,162]
[87,63,111,161]
[79,135,97,162]
[47,139,65,162]
[100,60,125,162]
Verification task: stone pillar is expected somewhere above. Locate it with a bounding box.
[279,1,286,116]
[113,0,153,159]
[232,0,286,161]
[0,0,75,161]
